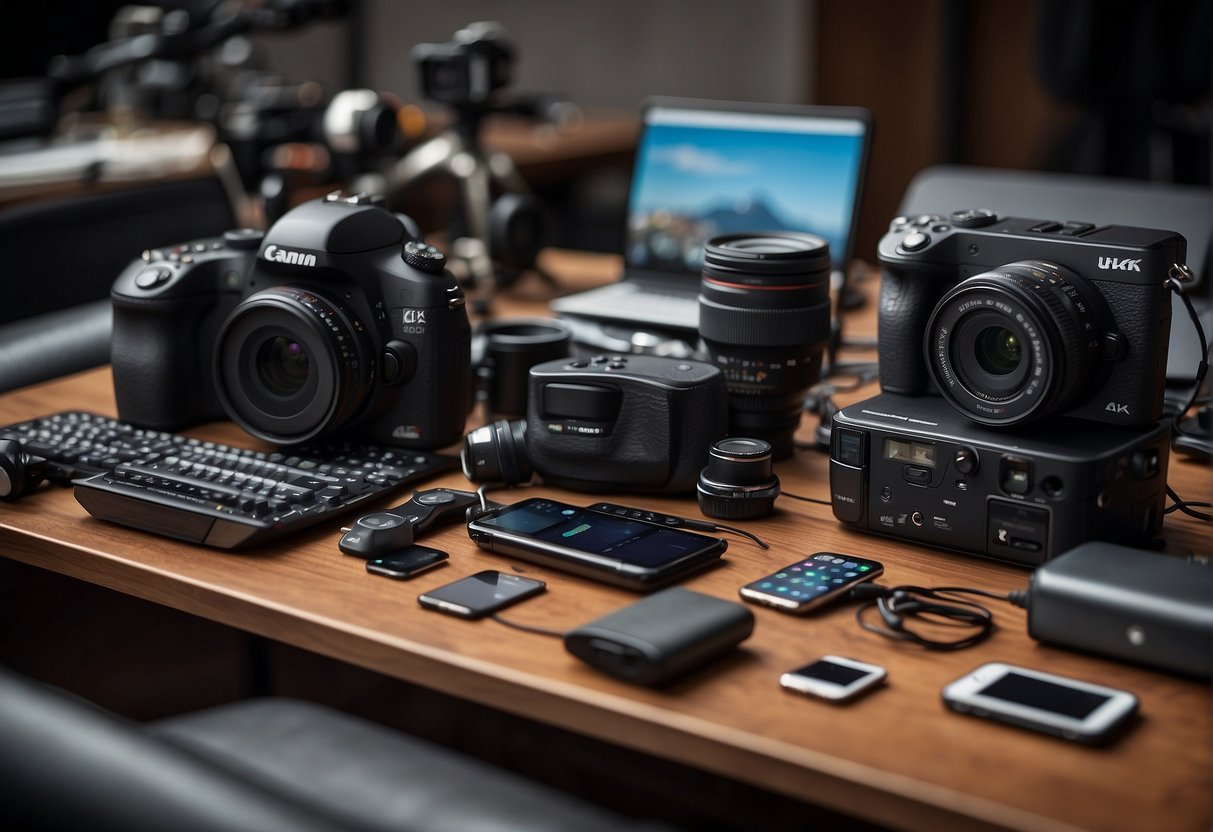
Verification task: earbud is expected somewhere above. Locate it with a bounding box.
[0,439,48,500]
[696,437,780,521]
[460,419,531,486]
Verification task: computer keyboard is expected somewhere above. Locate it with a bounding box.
[0,411,459,549]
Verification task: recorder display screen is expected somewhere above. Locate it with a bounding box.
[883,437,937,467]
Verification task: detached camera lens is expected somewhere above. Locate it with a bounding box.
[926,260,1113,425]
[698,232,832,458]
[216,287,376,444]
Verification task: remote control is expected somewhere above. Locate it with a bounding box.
[341,489,483,558]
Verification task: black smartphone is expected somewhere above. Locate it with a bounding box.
[466,498,727,590]
[942,662,1139,744]
[417,570,546,619]
[365,545,449,580]
[739,552,883,613]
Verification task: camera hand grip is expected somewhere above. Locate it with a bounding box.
[877,269,941,394]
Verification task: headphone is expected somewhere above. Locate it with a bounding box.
[0,439,48,501]
[460,419,531,486]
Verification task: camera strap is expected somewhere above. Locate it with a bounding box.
[1166,264,1210,422]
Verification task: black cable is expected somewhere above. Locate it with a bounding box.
[1165,485,1213,522]
[780,490,832,507]
[489,614,566,638]
[848,583,1029,651]
[710,523,769,549]
[1167,276,1210,426]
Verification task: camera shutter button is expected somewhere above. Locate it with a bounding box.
[223,229,265,250]
[901,232,931,252]
[403,241,447,274]
[134,266,173,290]
[382,340,417,386]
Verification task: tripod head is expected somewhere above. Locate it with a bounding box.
[394,22,578,299]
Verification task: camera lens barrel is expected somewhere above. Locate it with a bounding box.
[215,287,376,445]
[698,232,832,459]
[926,260,1114,425]
[697,437,781,520]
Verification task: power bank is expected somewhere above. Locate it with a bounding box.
[564,588,754,686]
[1027,542,1213,678]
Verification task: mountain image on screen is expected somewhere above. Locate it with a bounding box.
[628,192,836,273]
[701,194,796,234]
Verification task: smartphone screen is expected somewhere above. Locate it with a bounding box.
[780,655,887,702]
[740,552,883,613]
[467,498,726,588]
[366,545,448,580]
[418,570,546,619]
[942,662,1139,743]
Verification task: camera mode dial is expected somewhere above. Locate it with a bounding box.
[223,229,265,251]
[950,209,999,228]
[403,241,447,274]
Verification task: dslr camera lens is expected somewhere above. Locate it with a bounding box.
[698,232,833,458]
[215,287,376,445]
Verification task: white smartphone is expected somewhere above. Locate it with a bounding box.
[779,655,887,702]
[941,662,1139,744]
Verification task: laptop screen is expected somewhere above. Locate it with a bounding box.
[625,101,870,277]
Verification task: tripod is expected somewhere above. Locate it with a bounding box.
[388,97,559,300]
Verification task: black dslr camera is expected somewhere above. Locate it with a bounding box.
[111,193,472,449]
[461,354,729,493]
[878,210,1184,427]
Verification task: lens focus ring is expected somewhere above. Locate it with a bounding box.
[698,295,831,347]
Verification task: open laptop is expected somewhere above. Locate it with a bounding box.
[551,97,872,336]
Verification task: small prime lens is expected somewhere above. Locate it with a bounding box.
[926,260,1114,425]
[698,232,832,458]
[215,287,376,444]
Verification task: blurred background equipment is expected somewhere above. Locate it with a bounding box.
[0,0,413,392]
[386,21,578,300]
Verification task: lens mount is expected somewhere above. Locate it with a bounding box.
[926,260,1113,425]
[215,287,376,444]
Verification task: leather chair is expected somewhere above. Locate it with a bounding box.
[0,666,663,832]
[0,177,236,393]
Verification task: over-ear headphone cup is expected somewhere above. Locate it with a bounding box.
[460,419,532,485]
[0,439,46,501]
[488,192,548,270]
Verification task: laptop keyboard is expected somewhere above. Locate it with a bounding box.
[552,283,700,331]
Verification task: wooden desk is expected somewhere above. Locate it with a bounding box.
[0,254,1209,832]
